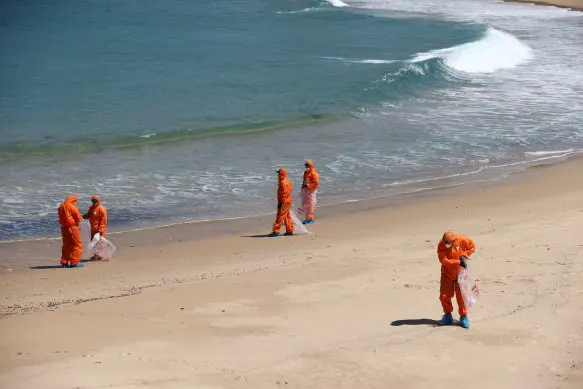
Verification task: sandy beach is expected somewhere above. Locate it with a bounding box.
[1,156,582,388]
[507,0,583,11]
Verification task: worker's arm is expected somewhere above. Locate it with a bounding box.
[461,237,476,258]
[72,207,83,225]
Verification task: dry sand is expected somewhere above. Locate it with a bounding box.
[1,157,582,388]
[507,0,583,11]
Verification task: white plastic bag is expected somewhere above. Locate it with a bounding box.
[90,235,117,259]
[79,220,91,258]
[297,188,317,220]
[291,210,310,235]
[90,232,101,247]
[458,264,479,310]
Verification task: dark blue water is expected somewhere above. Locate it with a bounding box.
[0,0,479,149]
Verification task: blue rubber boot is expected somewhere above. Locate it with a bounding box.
[305,220,315,225]
[70,263,85,268]
[459,316,470,329]
[439,313,453,326]
[268,232,280,237]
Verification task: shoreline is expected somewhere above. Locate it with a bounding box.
[505,0,583,11]
[1,148,579,249]
[1,152,580,272]
[1,155,582,279]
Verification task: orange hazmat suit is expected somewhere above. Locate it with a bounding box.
[58,194,83,267]
[301,160,320,222]
[84,195,108,238]
[84,195,108,259]
[437,232,476,317]
[272,168,294,234]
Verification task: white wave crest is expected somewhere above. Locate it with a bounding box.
[525,149,574,157]
[322,56,395,64]
[350,59,395,64]
[411,28,533,74]
[325,0,349,7]
[277,7,317,14]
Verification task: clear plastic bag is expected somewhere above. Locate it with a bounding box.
[90,235,117,259]
[291,210,310,235]
[90,232,101,247]
[458,263,480,310]
[297,188,317,220]
[79,220,92,258]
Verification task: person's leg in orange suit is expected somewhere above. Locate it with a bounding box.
[305,194,315,222]
[455,281,467,317]
[272,202,294,234]
[282,202,294,234]
[439,274,455,315]
[61,227,72,266]
[272,209,284,234]
[69,226,83,266]
[440,274,467,317]
[60,226,82,267]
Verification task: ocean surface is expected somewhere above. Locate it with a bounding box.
[1,0,582,241]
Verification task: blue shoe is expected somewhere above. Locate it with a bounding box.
[70,263,85,268]
[268,232,280,237]
[303,220,315,225]
[439,313,453,326]
[459,316,470,329]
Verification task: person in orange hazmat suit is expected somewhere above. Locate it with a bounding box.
[269,168,294,237]
[58,194,84,268]
[83,195,108,260]
[437,231,476,329]
[301,160,320,225]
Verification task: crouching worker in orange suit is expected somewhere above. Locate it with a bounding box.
[301,160,320,225]
[269,168,294,237]
[437,231,476,329]
[58,195,84,268]
[83,195,108,261]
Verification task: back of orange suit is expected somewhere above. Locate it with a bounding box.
[272,168,294,235]
[58,194,83,267]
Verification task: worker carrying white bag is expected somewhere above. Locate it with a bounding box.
[297,160,319,225]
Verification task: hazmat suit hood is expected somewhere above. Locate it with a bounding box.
[277,168,288,179]
[442,231,455,243]
[91,195,101,203]
[305,160,314,169]
[65,194,78,204]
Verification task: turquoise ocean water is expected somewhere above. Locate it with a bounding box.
[1,0,582,240]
